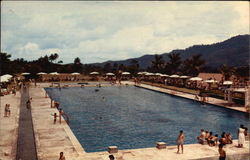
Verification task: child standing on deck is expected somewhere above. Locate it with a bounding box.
[53,113,58,124]
[177,130,185,154]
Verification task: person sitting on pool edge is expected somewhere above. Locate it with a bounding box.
[219,132,227,145]
[208,133,218,146]
[225,132,232,144]
[197,129,206,144]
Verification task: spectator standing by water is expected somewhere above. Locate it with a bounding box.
[238,124,245,148]
[177,130,185,154]
[53,113,58,124]
[59,108,64,124]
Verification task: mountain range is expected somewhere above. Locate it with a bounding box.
[92,34,249,69]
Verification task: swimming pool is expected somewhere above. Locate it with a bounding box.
[45,86,249,152]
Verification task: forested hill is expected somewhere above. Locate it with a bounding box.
[93,34,249,69]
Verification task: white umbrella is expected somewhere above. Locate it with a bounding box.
[90,72,99,75]
[122,72,130,75]
[170,74,180,78]
[155,73,162,76]
[189,77,202,81]
[145,73,154,76]
[106,73,115,76]
[223,81,233,85]
[160,74,169,77]
[205,79,218,83]
[2,74,13,79]
[37,72,47,75]
[180,76,189,79]
[21,72,30,75]
[137,72,144,75]
[0,75,12,82]
[49,72,59,75]
[71,72,80,75]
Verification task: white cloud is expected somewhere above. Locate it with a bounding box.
[1,1,249,63]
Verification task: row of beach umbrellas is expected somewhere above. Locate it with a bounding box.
[1,72,234,85]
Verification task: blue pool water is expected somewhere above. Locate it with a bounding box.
[45,86,249,152]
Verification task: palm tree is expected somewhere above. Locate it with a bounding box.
[165,53,182,74]
[181,54,205,76]
[74,57,81,65]
[151,55,165,73]
[72,57,83,73]
[49,53,59,63]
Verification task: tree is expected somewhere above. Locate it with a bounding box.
[58,60,63,64]
[151,55,165,73]
[181,54,205,76]
[165,53,182,74]
[49,53,59,63]
[72,57,83,73]
[112,63,118,73]
[74,57,81,65]
[219,64,236,80]
[103,63,112,73]
[128,59,140,75]
[0,52,12,75]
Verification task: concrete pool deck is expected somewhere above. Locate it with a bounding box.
[1,82,249,160]
[0,92,20,160]
[130,82,248,113]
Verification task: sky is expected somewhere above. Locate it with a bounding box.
[1,1,249,64]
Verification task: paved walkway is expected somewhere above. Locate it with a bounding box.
[16,86,38,160]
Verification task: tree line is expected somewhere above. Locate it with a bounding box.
[0,52,248,78]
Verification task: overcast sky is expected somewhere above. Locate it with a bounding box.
[1,1,249,64]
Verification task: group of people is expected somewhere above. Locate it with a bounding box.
[57,125,248,160]
[53,108,64,124]
[52,101,65,124]
[4,104,11,117]
[196,128,247,147]
[195,125,248,160]
[196,129,232,146]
